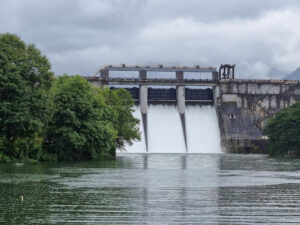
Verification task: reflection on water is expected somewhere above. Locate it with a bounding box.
[1,154,300,224]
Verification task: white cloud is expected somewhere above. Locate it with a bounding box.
[77,0,114,17]
[129,9,300,78]
[1,0,300,78]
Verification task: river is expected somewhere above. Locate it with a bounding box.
[1,154,300,224]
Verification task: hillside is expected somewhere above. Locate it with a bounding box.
[284,67,300,80]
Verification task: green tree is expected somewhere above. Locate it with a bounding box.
[263,102,300,156]
[0,33,53,162]
[101,88,140,150]
[44,76,120,161]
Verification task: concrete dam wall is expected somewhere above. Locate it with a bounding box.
[217,79,300,153]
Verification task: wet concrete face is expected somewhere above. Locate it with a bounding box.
[141,113,148,151]
[180,113,188,151]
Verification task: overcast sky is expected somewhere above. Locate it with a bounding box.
[1,0,300,78]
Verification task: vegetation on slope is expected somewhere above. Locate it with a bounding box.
[284,67,300,80]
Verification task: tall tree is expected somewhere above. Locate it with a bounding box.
[0,33,53,162]
[45,76,118,160]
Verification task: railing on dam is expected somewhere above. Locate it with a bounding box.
[95,64,217,73]
[86,77,219,86]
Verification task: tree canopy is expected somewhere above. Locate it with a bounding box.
[0,33,140,162]
[101,88,140,149]
[0,33,53,162]
[44,76,136,161]
[263,102,300,156]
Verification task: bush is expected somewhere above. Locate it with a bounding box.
[44,76,140,161]
[263,102,300,156]
[101,88,140,149]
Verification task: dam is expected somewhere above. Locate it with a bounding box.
[87,64,300,154]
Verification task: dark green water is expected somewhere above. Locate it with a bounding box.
[1,154,300,224]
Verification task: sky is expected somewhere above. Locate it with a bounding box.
[1,0,300,78]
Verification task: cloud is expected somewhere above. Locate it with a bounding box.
[0,0,300,78]
[132,9,300,78]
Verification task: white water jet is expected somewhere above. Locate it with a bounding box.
[186,105,222,153]
[117,105,146,153]
[122,104,222,153]
[148,105,186,153]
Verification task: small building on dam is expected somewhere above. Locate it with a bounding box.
[86,64,300,153]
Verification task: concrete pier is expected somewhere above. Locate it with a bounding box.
[139,86,148,114]
[179,114,188,151]
[213,86,220,105]
[100,69,109,86]
[176,82,187,150]
[176,86,185,114]
[139,68,148,150]
[139,85,148,151]
[141,113,148,151]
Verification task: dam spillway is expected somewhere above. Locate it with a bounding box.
[91,64,222,153]
[121,105,222,153]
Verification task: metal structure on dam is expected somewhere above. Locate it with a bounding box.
[85,64,300,153]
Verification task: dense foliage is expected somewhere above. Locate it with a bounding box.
[0,33,53,162]
[0,34,140,162]
[45,76,139,161]
[263,102,300,156]
[101,88,140,149]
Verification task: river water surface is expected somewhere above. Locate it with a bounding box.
[1,153,300,224]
